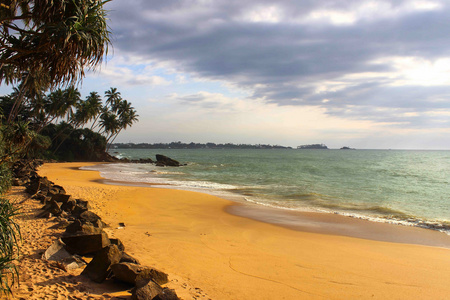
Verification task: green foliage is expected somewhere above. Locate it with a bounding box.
[0,196,20,296]
[0,0,111,88]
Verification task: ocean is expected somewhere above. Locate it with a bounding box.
[83,149,450,234]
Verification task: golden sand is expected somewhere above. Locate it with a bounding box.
[33,162,450,300]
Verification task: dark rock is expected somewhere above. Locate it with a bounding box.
[120,252,141,265]
[45,199,62,216]
[81,244,122,283]
[155,155,181,167]
[62,231,110,255]
[64,220,83,234]
[111,263,168,286]
[51,193,71,203]
[134,265,169,286]
[25,181,41,195]
[61,198,77,212]
[71,204,89,217]
[132,280,179,300]
[110,238,125,252]
[31,191,47,202]
[79,211,102,224]
[64,220,103,236]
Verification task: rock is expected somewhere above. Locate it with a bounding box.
[51,193,71,203]
[79,211,102,224]
[25,181,41,195]
[46,185,66,197]
[131,280,179,300]
[42,239,87,271]
[110,238,125,252]
[59,255,87,271]
[111,263,168,286]
[41,199,62,216]
[81,244,122,283]
[62,231,110,255]
[155,155,181,167]
[134,265,168,286]
[71,199,91,216]
[64,221,103,236]
[43,239,72,261]
[120,252,141,265]
[60,198,77,212]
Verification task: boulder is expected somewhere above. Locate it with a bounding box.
[111,263,168,286]
[110,238,125,252]
[42,239,87,271]
[43,239,72,261]
[71,199,91,216]
[120,252,141,265]
[79,211,102,224]
[62,231,110,255]
[48,185,66,196]
[25,181,41,195]
[40,199,62,216]
[155,155,181,167]
[60,198,77,212]
[51,193,71,203]
[131,280,179,300]
[81,244,122,283]
[64,220,103,236]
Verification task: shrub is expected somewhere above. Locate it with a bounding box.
[0,196,20,295]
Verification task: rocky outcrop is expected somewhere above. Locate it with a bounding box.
[155,154,181,167]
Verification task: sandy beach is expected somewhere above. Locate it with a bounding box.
[16,162,450,299]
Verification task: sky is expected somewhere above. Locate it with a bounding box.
[3,0,450,149]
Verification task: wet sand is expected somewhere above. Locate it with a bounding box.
[35,162,450,299]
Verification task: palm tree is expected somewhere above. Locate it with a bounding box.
[1,0,111,123]
[99,110,120,145]
[106,99,139,151]
[85,92,103,129]
[105,87,122,112]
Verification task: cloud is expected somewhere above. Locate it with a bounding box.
[103,0,450,138]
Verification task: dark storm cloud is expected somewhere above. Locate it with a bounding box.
[106,0,450,127]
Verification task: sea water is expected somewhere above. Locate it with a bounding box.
[83,149,450,234]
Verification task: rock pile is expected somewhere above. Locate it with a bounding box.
[13,160,180,300]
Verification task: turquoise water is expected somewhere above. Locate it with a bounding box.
[87,149,450,233]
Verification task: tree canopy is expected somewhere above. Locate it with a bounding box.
[0,0,111,88]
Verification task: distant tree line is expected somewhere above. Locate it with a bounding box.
[112,142,293,150]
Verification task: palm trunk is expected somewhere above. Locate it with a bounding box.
[106,129,121,152]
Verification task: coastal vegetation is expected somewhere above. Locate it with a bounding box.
[0,0,137,295]
[113,141,293,150]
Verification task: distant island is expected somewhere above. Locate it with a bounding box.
[297,144,328,149]
[111,142,354,150]
[112,142,293,150]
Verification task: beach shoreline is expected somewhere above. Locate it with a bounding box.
[36,162,450,299]
[85,163,450,249]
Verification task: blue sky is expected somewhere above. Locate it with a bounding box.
[2,0,450,149]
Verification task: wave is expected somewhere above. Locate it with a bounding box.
[242,196,450,235]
